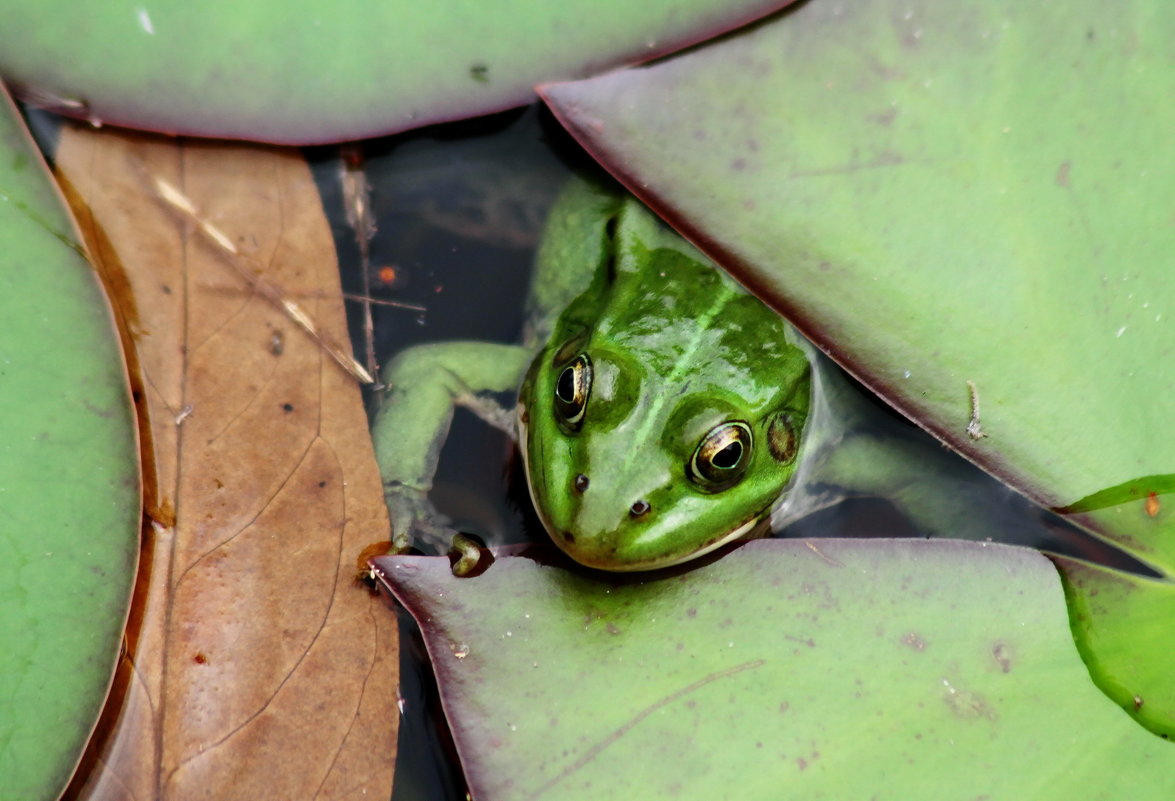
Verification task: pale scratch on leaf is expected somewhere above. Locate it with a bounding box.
[526,659,765,799]
[804,540,844,568]
[789,149,919,178]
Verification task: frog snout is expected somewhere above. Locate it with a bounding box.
[545,473,671,569]
[570,472,652,520]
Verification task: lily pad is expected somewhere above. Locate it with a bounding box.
[540,0,1174,731]
[1054,557,1175,737]
[0,89,140,799]
[0,0,795,144]
[374,539,1175,799]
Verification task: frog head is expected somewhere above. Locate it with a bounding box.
[520,244,811,571]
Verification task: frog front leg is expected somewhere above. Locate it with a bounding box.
[371,341,532,552]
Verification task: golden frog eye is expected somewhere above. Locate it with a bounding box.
[689,421,753,491]
[554,354,592,429]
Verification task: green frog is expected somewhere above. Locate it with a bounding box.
[372,177,987,571]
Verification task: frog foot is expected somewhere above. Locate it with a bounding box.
[384,482,460,554]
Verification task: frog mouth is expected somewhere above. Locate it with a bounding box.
[595,513,769,572]
[535,495,770,572]
[545,513,768,572]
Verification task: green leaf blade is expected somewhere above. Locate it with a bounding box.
[0,0,797,144]
[540,0,1173,539]
[1055,558,1175,737]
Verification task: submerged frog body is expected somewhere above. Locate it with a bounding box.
[373,178,809,569]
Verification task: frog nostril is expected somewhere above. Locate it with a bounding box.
[573,474,590,493]
[630,500,650,518]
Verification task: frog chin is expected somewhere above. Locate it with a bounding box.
[559,514,768,572]
[535,496,769,572]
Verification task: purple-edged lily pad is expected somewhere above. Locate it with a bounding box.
[0,88,140,800]
[0,0,795,144]
[375,539,1175,799]
[540,0,1174,732]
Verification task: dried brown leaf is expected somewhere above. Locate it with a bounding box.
[55,126,397,800]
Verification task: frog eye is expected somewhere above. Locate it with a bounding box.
[689,421,753,491]
[767,411,800,464]
[554,354,592,429]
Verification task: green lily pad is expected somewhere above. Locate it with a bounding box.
[0,90,140,798]
[540,0,1174,732]
[0,0,795,144]
[374,540,1175,799]
[1054,557,1175,736]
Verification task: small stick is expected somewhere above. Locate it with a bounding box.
[341,292,425,311]
[339,145,381,382]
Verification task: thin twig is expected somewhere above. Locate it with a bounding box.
[966,379,987,440]
[153,176,374,384]
[339,145,380,383]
